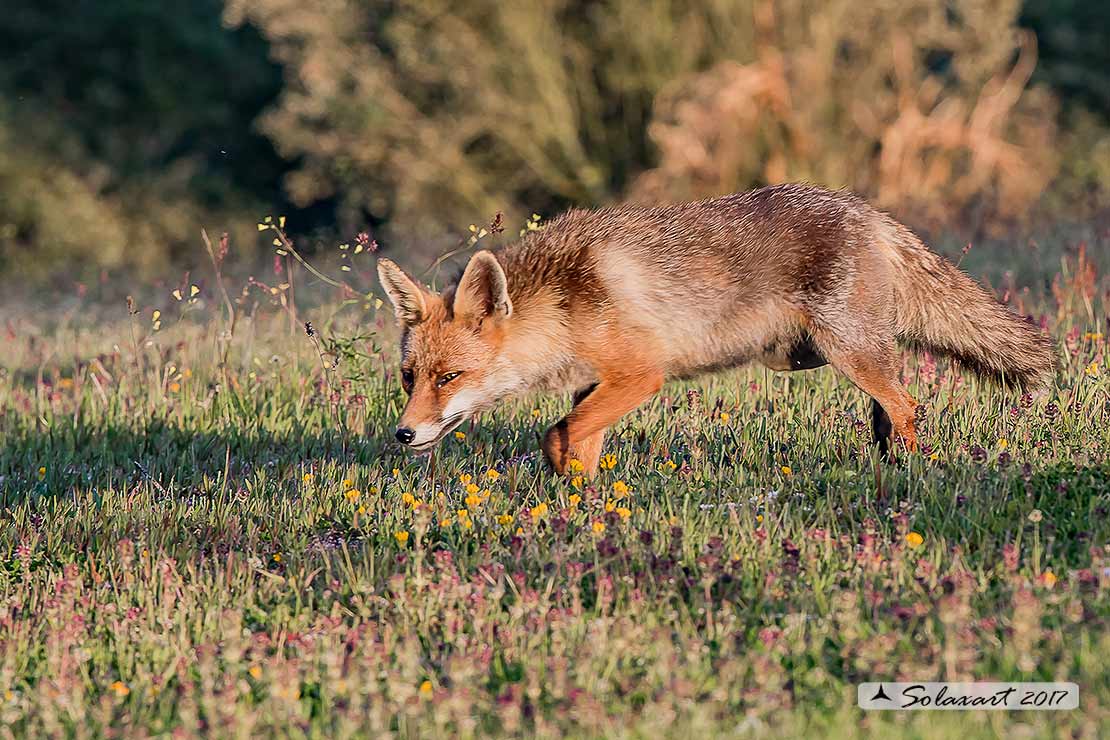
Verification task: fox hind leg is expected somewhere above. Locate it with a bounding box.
[834,353,918,455]
[871,398,893,455]
[811,325,917,456]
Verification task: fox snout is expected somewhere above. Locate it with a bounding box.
[394,427,416,444]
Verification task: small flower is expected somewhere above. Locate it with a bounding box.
[567,459,584,474]
[249,665,263,679]
[497,514,514,526]
[568,494,582,507]
[466,483,480,495]
[345,489,360,502]
[302,473,314,484]
[592,521,606,534]
[37,466,46,480]
[402,492,416,507]
[454,431,467,440]
[570,476,583,490]
[612,480,630,497]
[1041,570,1058,588]
[465,493,482,508]
[599,454,617,470]
[486,468,501,481]
[1085,361,1100,377]
[906,532,924,549]
[272,553,282,563]
[1028,509,1043,523]
[997,438,1008,450]
[109,681,130,697]
[395,531,410,544]
[719,412,731,423]
[616,507,631,521]
[459,473,472,484]
[604,500,616,513]
[531,409,541,418]
[420,680,433,697]
[780,466,793,476]
[530,502,549,520]
[342,478,354,489]
[660,459,678,473]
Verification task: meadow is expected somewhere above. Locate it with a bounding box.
[0,227,1108,738]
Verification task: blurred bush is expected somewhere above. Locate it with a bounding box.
[228,0,1092,241]
[1,0,1109,282]
[0,0,288,281]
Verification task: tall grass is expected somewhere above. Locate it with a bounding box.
[0,231,1107,737]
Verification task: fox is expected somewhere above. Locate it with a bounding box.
[377,183,1056,477]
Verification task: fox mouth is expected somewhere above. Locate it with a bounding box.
[407,413,469,453]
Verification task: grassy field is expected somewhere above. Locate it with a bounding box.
[0,238,1108,737]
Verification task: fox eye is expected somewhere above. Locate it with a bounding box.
[436,371,462,388]
[400,368,414,392]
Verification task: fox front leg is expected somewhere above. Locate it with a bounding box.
[542,370,663,476]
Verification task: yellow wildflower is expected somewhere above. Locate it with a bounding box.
[459,473,472,484]
[592,521,606,534]
[599,454,617,470]
[249,666,263,679]
[906,532,924,548]
[570,476,583,490]
[604,500,616,513]
[345,489,360,502]
[719,412,730,423]
[110,681,130,697]
[486,468,501,481]
[402,492,416,506]
[530,502,549,520]
[998,438,1008,450]
[420,680,433,697]
[465,483,480,496]
[342,478,354,489]
[567,459,584,474]
[780,466,793,476]
[1041,570,1058,588]
[612,480,629,497]
[568,494,582,507]
[616,507,631,521]
[465,493,482,509]
[497,514,514,526]
[394,531,409,544]
[272,553,282,563]
[531,408,541,418]
[660,459,678,473]
[454,431,467,440]
[37,466,46,480]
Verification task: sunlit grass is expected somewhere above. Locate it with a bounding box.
[0,266,1107,737]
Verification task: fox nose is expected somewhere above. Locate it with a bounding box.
[395,427,416,445]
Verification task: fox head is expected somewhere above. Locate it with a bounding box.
[377,251,518,451]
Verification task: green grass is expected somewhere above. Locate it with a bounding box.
[0,277,1107,738]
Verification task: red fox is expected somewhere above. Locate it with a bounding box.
[377,184,1056,476]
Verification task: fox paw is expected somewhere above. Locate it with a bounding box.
[542,425,571,474]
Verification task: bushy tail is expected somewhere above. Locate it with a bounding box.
[884,223,1057,389]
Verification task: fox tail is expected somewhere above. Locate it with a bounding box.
[883,221,1057,390]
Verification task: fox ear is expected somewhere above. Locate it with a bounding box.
[453,250,512,324]
[377,259,429,327]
